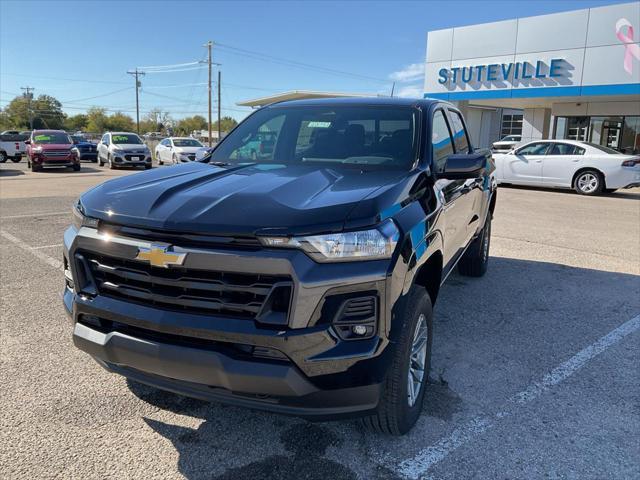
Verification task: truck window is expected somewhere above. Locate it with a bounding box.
[431,110,454,173]
[449,110,470,153]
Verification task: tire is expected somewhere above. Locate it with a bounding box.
[574,170,604,196]
[157,153,163,165]
[10,156,21,163]
[98,153,104,167]
[144,163,152,170]
[458,214,491,277]
[0,151,7,163]
[360,286,433,435]
[72,164,81,172]
[31,162,41,172]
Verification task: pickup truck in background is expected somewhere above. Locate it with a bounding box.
[64,98,496,435]
[0,132,29,163]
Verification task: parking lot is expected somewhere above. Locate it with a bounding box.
[1,160,639,479]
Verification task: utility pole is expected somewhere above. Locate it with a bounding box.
[217,70,221,142]
[127,69,145,133]
[202,41,221,147]
[21,86,34,129]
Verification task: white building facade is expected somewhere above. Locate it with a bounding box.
[424,1,640,153]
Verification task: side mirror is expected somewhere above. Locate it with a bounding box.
[439,152,488,180]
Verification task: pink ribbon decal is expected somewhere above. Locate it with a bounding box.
[616,18,640,75]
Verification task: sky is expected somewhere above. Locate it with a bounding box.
[0,0,625,122]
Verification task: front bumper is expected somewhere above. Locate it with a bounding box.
[112,153,151,166]
[78,151,97,161]
[63,226,404,417]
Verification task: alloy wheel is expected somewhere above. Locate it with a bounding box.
[577,173,598,193]
[407,313,428,406]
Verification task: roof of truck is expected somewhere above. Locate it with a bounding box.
[265,96,443,109]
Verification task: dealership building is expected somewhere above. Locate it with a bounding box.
[424,1,640,152]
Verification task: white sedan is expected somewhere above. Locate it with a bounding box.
[493,139,640,195]
[155,137,204,165]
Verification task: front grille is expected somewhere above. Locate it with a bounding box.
[188,154,196,161]
[78,251,292,320]
[43,149,71,158]
[124,154,146,161]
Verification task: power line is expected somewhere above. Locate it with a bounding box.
[137,61,201,70]
[59,87,134,104]
[1,72,128,85]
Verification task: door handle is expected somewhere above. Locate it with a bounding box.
[535,159,542,163]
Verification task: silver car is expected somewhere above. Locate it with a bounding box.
[97,132,152,170]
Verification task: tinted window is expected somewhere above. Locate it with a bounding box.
[173,139,202,147]
[549,143,584,155]
[580,142,622,155]
[431,110,454,173]
[112,134,143,145]
[516,142,550,155]
[449,110,470,153]
[212,105,417,170]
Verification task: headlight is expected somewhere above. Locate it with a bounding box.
[32,146,43,153]
[72,200,99,230]
[259,219,399,262]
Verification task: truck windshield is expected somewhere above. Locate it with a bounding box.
[112,134,143,145]
[210,105,418,170]
[33,132,72,144]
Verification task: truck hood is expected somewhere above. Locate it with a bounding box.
[81,162,411,236]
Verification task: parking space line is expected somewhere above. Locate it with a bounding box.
[395,313,640,480]
[0,230,63,270]
[0,211,68,220]
[32,244,63,250]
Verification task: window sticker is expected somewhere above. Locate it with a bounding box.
[112,135,129,142]
[34,135,51,142]
[307,121,331,128]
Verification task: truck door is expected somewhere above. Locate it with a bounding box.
[431,109,473,267]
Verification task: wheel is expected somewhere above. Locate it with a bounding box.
[31,162,41,172]
[144,163,152,170]
[98,153,104,167]
[574,170,604,196]
[458,214,491,277]
[10,156,21,163]
[360,286,433,435]
[0,151,7,163]
[157,153,163,165]
[72,164,81,172]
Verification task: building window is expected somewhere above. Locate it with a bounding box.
[501,114,523,137]
[554,116,640,153]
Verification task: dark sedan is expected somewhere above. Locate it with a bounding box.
[71,135,98,162]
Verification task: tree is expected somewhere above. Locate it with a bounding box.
[212,116,238,133]
[64,114,88,132]
[140,108,172,133]
[85,107,109,133]
[106,112,135,131]
[175,115,208,136]
[2,94,65,129]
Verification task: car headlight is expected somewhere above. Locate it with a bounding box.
[72,200,99,230]
[259,219,399,262]
[32,146,43,153]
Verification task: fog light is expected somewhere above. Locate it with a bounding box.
[352,325,367,336]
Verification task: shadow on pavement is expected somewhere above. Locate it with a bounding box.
[126,256,639,479]
[500,183,640,199]
[0,168,25,177]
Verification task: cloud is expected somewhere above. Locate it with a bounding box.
[389,63,425,82]
[395,85,423,98]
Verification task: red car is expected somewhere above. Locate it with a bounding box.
[26,130,80,172]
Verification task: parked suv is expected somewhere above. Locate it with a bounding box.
[64,98,496,435]
[26,130,80,172]
[97,132,152,169]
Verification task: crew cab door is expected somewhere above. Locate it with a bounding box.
[503,142,550,185]
[431,108,476,267]
[542,143,586,187]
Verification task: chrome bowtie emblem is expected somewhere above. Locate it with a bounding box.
[134,244,186,268]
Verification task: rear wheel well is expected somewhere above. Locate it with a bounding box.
[413,251,443,305]
[572,168,606,189]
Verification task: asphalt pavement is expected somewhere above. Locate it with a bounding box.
[1,160,639,479]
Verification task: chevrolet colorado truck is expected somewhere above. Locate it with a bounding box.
[64,98,496,435]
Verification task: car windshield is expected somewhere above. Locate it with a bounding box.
[112,134,143,145]
[173,139,203,147]
[580,142,621,155]
[501,135,520,141]
[33,132,72,144]
[209,105,418,170]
